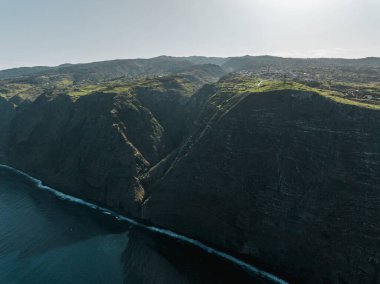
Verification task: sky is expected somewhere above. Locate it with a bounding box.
[0,0,379,69]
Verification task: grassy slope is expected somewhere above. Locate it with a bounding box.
[217,74,380,110]
[1,69,379,111]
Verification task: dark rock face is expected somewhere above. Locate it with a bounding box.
[0,97,15,160]
[142,90,380,283]
[5,92,150,215]
[1,79,380,283]
[2,80,196,215]
[0,97,15,131]
[0,68,223,214]
[122,229,268,284]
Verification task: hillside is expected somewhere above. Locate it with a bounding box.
[0,68,224,215]
[142,76,380,283]
[0,56,196,81]
[0,57,379,283]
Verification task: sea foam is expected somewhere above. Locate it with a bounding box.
[0,164,288,284]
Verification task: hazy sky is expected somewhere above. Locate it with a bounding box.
[0,0,379,69]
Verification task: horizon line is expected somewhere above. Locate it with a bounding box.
[1,54,379,72]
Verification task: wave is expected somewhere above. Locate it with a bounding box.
[0,164,288,284]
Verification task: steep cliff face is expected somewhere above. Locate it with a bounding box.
[1,73,206,215]
[142,89,380,283]
[5,92,151,214]
[0,96,15,133]
[0,97,16,160]
[1,69,380,283]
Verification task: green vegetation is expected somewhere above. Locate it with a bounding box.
[217,74,380,110]
[65,75,198,100]
[0,56,379,110]
[67,84,106,99]
[0,83,34,99]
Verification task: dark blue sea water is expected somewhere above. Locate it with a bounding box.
[0,166,284,284]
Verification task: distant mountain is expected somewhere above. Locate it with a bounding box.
[184,56,228,66]
[222,55,380,72]
[0,56,194,81]
[2,55,379,82]
[0,66,52,80]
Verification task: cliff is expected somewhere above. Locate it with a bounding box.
[1,72,379,283]
[1,72,211,216]
[142,85,380,283]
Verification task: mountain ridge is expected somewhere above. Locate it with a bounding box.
[1,55,380,79]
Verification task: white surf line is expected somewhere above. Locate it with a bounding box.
[0,164,288,284]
